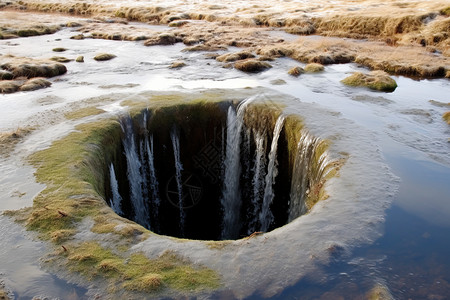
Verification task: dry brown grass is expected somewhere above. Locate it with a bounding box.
[216,51,255,62]
[443,111,450,125]
[1,1,449,79]
[288,66,304,77]
[1,55,67,79]
[234,59,272,73]
[304,63,325,73]
[0,80,21,94]
[256,37,449,78]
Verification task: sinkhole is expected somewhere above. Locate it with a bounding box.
[101,99,331,241]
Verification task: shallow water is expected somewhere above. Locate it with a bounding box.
[0,25,449,299]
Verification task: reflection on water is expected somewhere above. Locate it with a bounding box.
[0,216,87,299]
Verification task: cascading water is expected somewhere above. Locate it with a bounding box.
[247,131,267,234]
[259,115,285,232]
[108,163,123,215]
[170,126,185,236]
[106,100,332,241]
[120,116,150,228]
[220,97,254,239]
[288,130,330,222]
[145,134,160,231]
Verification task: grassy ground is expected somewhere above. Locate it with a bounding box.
[0,0,448,79]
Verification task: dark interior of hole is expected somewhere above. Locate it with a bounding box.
[103,101,312,241]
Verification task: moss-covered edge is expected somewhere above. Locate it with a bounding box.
[7,97,222,295]
[5,91,341,295]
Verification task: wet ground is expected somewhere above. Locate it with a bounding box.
[0,23,449,299]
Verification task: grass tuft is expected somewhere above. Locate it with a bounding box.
[443,111,450,125]
[341,71,397,92]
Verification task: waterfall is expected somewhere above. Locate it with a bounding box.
[120,117,150,228]
[170,126,185,236]
[146,134,160,230]
[288,130,330,222]
[221,97,254,239]
[109,163,123,215]
[259,115,286,232]
[247,130,267,234]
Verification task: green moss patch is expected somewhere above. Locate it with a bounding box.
[64,242,218,293]
[52,47,67,52]
[64,107,106,120]
[94,53,117,61]
[341,71,398,92]
[12,94,226,296]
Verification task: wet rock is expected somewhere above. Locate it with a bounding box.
[234,59,272,73]
[52,47,67,52]
[304,63,324,73]
[76,56,84,63]
[19,78,52,91]
[94,53,116,61]
[341,71,398,92]
[288,66,304,77]
[270,79,287,85]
